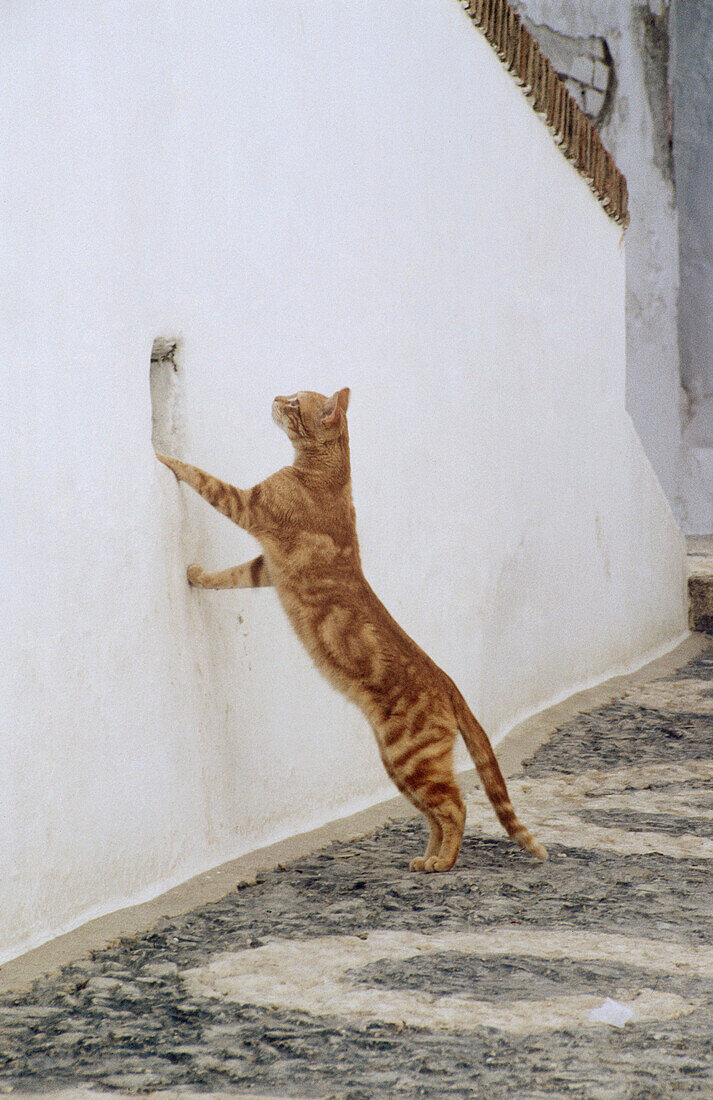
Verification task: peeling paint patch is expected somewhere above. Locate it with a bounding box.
[460,0,628,224]
[518,16,615,126]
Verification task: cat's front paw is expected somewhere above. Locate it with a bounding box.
[156,452,183,479]
[187,564,204,587]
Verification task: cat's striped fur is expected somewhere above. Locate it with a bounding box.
[157,388,546,871]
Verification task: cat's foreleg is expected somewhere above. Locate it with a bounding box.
[156,453,250,528]
[188,556,272,589]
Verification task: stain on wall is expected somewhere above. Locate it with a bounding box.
[635,5,674,182]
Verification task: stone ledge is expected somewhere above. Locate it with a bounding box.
[687,535,713,632]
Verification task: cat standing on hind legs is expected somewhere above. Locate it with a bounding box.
[156,387,547,871]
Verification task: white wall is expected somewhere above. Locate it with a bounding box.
[1,0,687,963]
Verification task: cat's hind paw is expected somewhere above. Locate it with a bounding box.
[423,855,456,873]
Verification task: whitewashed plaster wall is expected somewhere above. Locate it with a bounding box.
[515,0,713,531]
[1,0,687,963]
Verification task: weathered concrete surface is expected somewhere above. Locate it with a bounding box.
[1,638,712,1098]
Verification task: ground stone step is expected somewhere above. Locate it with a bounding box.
[687,536,713,632]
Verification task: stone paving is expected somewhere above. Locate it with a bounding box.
[2,645,713,1098]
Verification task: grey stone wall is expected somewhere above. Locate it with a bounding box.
[672,0,713,445]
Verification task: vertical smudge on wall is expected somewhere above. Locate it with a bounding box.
[635,5,674,182]
[150,338,187,457]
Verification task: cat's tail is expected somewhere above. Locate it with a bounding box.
[450,686,548,861]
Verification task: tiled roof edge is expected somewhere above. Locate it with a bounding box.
[460,0,630,228]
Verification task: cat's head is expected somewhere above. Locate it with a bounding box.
[272,388,350,446]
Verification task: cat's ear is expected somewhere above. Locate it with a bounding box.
[321,388,350,427]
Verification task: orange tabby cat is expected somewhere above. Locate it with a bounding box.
[156,388,546,871]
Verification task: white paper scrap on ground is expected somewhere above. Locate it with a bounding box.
[589,998,635,1027]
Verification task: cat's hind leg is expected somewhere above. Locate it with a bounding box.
[377,745,439,871]
[188,555,271,589]
[382,719,466,872]
[409,816,443,872]
[419,783,466,872]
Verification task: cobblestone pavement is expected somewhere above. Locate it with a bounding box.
[2,645,713,1099]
